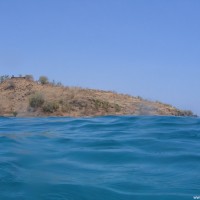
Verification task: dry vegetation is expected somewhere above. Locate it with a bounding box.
[0,75,195,117]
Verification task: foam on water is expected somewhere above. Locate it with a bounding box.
[0,116,200,200]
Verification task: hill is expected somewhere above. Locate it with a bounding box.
[0,77,195,117]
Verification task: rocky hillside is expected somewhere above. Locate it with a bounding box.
[0,77,195,117]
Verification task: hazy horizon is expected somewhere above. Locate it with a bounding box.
[0,0,200,115]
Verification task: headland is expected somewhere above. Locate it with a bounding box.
[0,75,195,117]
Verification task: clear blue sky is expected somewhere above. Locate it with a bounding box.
[0,0,200,115]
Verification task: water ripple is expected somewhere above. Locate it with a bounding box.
[0,116,200,199]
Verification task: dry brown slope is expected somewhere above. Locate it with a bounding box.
[0,78,195,117]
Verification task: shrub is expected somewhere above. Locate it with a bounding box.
[92,99,110,112]
[50,80,63,87]
[25,75,34,81]
[94,99,101,110]
[39,76,49,85]
[13,111,18,117]
[42,102,59,113]
[29,93,44,108]
[56,82,63,86]
[102,101,109,112]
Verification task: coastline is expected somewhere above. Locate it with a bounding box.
[0,77,195,117]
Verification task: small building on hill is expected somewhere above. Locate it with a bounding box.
[11,76,26,79]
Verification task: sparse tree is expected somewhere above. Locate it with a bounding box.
[39,76,49,85]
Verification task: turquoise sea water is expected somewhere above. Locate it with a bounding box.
[0,116,200,200]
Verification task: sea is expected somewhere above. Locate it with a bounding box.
[0,116,200,200]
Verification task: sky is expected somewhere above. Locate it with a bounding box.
[0,0,200,115]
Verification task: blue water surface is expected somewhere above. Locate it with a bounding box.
[0,116,200,200]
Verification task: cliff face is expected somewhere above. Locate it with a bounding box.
[0,78,194,117]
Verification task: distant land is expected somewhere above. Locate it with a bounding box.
[0,75,195,117]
